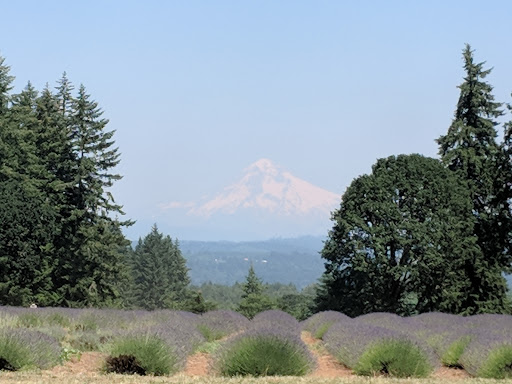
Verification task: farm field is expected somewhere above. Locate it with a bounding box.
[0,307,511,383]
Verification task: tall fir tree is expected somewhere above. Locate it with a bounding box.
[437,44,511,314]
[0,60,130,307]
[0,56,14,114]
[128,225,190,310]
[0,81,58,305]
[237,264,274,319]
[52,83,130,306]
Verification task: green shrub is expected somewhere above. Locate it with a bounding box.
[16,313,43,328]
[0,333,32,370]
[354,339,433,378]
[45,312,71,328]
[68,331,104,352]
[441,335,471,367]
[197,324,225,342]
[313,322,333,339]
[0,313,17,329]
[478,345,512,379]
[73,313,99,332]
[106,335,179,376]
[214,330,314,377]
[0,328,61,370]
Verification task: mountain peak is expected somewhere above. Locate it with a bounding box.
[246,158,280,173]
[189,159,339,218]
[159,159,340,239]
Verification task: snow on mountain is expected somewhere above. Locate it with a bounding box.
[189,158,340,218]
[158,159,341,240]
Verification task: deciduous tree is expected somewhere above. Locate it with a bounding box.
[318,154,478,316]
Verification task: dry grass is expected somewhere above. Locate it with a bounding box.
[1,372,512,384]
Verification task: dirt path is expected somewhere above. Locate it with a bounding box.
[184,352,210,376]
[49,352,107,376]
[301,331,354,378]
[433,366,470,380]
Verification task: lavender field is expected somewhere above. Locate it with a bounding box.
[0,307,511,382]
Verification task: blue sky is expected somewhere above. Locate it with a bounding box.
[2,1,512,240]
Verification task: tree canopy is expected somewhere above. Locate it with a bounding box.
[0,57,130,307]
[437,44,512,313]
[128,225,191,310]
[318,154,479,316]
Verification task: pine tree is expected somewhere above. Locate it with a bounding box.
[50,80,130,306]
[0,60,130,307]
[128,225,191,310]
[0,82,59,305]
[237,264,274,318]
[437,45,511,314]
[241,264,263,298]
[0,56,14,114]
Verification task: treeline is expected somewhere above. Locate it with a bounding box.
[0,55,314,315]
[1,45,512,317]
[0,56,132,307]
[317,45,512,316]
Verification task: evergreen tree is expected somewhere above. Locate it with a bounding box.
[237,264,274,318]
[0,60,130,307]
[50,82,131,306]
[437,45,511,313]
[0,81,59,306]
[318,155,478,317]
[0,56,14,114]
[128,225,191,310]
[241,264,263,297]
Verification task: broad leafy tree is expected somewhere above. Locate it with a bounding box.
[437,45,512,313]
[318,154,478,316]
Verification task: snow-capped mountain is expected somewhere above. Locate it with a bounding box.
[190,158,339,218]
[160,159,340,240]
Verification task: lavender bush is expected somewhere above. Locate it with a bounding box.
[0,328,61,370]
[465,314,512,334]
[197,310,249,341]
[212,325,315,376]
[251,310,301,335]
[356,312,411,331]
[106,312,205,375]
[302,311,352,339]
[324,320,437,377]
[459,330,512,378]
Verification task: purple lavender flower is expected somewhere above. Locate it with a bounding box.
[212,325,316,376]
[323,319,438,377]
[0,328,61,370]
[459,329,512,378]
[301,310,352,339]
[198,310,249,341]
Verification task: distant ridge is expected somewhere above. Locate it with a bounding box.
[180,235,326,288]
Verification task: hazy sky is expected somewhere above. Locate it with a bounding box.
[2,1,512,240]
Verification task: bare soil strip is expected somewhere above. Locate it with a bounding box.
[301,331,354,378]
[49,352,107,376]
[184,352,211,376]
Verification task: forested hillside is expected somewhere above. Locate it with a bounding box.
[181,236,325,288]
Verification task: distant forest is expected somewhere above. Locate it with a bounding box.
[1,44,512,317]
